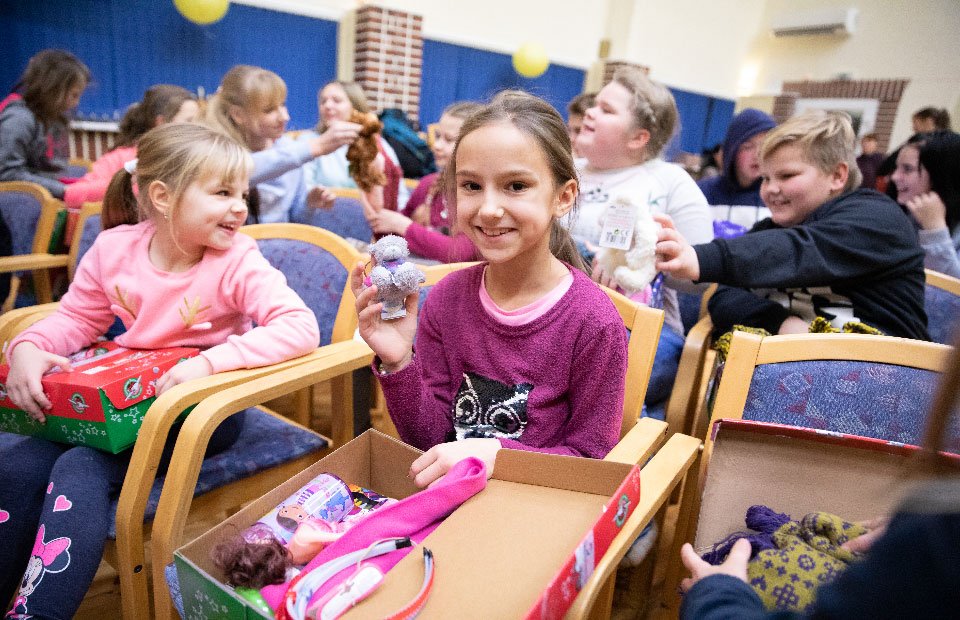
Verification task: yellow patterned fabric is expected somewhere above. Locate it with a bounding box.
[747,512,868,612]
[713,325,771,364]
[807,316,884,335]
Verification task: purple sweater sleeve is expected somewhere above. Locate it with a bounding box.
[376,266,626,458]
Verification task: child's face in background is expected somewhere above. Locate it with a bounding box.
[319,84,355,126]
[168,100,199,124]
[59,81,86,115]
[576,82,647,170]
[567,113,584,155]
[454,121,575,268]
[240,100,289,144]
[174,171,250,257]
[431,113,464,170]
[891,145,931,206]
[760,143,846,227]
[734,132,767,188]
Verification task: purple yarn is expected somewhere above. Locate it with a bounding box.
[701,505,792,565]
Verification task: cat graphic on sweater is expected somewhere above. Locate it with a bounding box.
[451,372,532,441]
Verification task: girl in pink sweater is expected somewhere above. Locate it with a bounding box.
[0,123,319,618]
[353,92,627,489]
[63,84,199,211]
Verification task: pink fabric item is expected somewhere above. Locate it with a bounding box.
[399,173,479,263]
[8,220,320,373]
[478,266,573,326]
[63,145,137,208]
[260,457,487,611]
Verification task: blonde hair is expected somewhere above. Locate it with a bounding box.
[611,67,678,159]
[315,81,370,132]
[760,110,862,192]
[103,123,252,233]
[202,65,287,148]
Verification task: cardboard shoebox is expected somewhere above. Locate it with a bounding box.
[176,429,641,620]
[0,341,199,453]
[694,419,949,550]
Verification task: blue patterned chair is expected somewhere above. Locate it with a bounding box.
[0,181,70,309]
[925,268,960,345]
[708,331,954,449]
[290,187,372,244]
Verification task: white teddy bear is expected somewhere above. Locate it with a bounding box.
[593,195,660,298]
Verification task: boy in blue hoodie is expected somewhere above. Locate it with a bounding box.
[698,109,777,231]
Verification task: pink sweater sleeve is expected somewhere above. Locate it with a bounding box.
[404,224,479,263]
[63,146,137,208]
[9,242,119,356]
[199,247,320,373]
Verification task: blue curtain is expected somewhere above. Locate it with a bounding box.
[419,39,585,129]
[2,0,337,129]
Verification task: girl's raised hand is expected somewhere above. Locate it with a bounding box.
[409,438,501,488]
[307,185,336,210]
[311,120,362,157]
[654,213,701,281]
[350,261,418,371]
[366,207,412,236]
[7,342,73,423]
[906,191,948,231]
[155,356,214,396]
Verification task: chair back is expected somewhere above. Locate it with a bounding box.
[68,202,103,280]
[925,268,960,345]
[290,187,372,244]
[241,223,362,346]
[602,286,664,437]
[710,331,953,448]
[0,181,61,257]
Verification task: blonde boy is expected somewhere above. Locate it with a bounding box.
[656,110,929,340]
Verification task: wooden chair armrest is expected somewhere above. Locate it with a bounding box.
[665,315,714,437]
[604,417,668,465]
[114,340,373,617]
[566,433,702,619]
[149,341,374,619]
[0,303,60,363]
[0,253,70,273]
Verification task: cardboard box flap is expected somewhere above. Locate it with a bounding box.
[494,448,638,496]
[695,419,929,549]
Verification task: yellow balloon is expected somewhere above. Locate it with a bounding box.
[174,0,230,25]
[512,42,549,78]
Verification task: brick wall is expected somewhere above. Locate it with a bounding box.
[773,79,910,151]
[354,4,423,125]
[601,60,651,85]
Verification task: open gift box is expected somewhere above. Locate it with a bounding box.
[0,341,199,453]
[694,419,951,550]
[175,429,641,619]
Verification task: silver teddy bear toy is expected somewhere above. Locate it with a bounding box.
[366,235,426,320]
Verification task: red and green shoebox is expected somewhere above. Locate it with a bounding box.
[0,341,199,453]
[175,429,641,619]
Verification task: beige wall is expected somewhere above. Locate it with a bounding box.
[238,0,960,145]
[745,0,960,145]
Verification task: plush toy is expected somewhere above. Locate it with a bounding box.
[592,195,660,301]
[346,110,387,191]
[365,235,426,320]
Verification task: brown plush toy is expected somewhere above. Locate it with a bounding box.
[347,110,387,191]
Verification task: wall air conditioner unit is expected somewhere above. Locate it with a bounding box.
[771,7,858,37]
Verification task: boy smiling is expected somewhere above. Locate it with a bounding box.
[656,110,929,340]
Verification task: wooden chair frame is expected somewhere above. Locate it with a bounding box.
[659,330,953,615]
[664,284,716,439]
[926,268,960,297]
[0,181,70,309]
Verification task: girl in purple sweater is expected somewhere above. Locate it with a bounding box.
[353,91,629,488]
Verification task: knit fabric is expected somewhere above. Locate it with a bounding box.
[702,506,868,613]
[376,263,627,459]
[260,457,487,612]
[8,220,320,373]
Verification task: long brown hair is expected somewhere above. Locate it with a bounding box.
[114,84,197,148]
[442,90,585,271]
[14,49,90,126]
